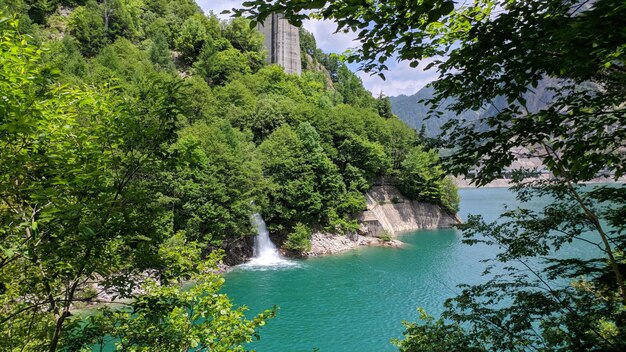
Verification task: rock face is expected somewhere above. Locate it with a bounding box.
[305,232,403,257]
[303,53,334,88]
[358,184,461,236]
[222,236,254,266]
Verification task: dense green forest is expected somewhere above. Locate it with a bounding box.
[0,0,460,350]
[0,0,459,252]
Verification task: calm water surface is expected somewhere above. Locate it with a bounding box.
[222,188,547,352]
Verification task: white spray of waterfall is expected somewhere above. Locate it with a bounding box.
[243,213,298,269]
[251,213,281,263]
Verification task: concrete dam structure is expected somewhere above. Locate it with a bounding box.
[257,13,302,75]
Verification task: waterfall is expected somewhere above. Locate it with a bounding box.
[244,213,296,268]
[251,213,282,264]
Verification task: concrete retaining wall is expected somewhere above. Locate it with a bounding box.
[358,184,461,236]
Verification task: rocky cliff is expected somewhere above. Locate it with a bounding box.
[358,184,461,236]
[304,232,402,257]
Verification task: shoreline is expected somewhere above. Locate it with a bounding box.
[303,232,404,257]
[455,176,626,189]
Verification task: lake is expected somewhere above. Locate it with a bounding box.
[222,187,561,352]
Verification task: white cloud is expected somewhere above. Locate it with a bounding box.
[356,59,440,97]
[301,19,358,55]
[195,0,240,17]
[197,0,438,96]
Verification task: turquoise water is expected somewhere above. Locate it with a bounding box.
[222,188,545,352]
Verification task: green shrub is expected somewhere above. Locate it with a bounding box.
[379,230,392,242]
[325,217,360,235]
[283,223,312,252]
[440,176,460,213]
[396,146,460,213]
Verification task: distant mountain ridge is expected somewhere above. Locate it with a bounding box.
[390,79,558,137]
[389,86,482,137]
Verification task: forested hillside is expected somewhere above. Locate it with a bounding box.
[0,0,458,255]
[0,1,458,350]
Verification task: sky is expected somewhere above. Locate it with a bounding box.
[196,0,438,97]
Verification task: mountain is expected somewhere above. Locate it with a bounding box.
[390,79,559,137]
[389,86,482,137]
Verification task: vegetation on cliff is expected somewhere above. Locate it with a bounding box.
[0,0,458,350]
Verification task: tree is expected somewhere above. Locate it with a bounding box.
[335,64,375,108]
[376,92,393,119]
[0,20,136,349]
[63,242,275,352]
[337,134,391,187]
[299,27,317,70]
[258,123,348,234]
[195,47,252,86]
[175,13,214,64]
[42,35,88,81]
[145,17,172,44]
[283,222,312,252]
[163,121,264,248]
[236,0,626,350]
[222,16,264,53]
[247,95,291,142]
[149,32,175,72]
[396,146,459,213]
[92,37,156,84]
[378,117,417,170]
[101,0,139,42]
[68,1,108,56]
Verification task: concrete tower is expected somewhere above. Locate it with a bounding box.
[257,13,302,75]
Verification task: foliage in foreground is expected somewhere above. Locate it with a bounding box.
[238,0,626,350]
[0,16,272,351]
[65,247,275,352]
